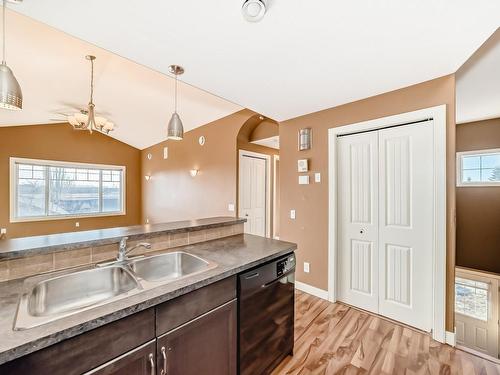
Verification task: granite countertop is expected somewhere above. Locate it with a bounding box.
[0,233,297,365]
[0,217,245,260]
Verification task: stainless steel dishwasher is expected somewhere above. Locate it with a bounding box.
[238,252,296,375]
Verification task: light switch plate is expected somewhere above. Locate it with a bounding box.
[297,159,309,172]
[315,173,321,183]
[228,203,235,212]
[75,222,80,227]
[299,175,310,185]
[163,147,168,159]
[290,209,296,219]
[304,262,310,273]
[0,228,6,235]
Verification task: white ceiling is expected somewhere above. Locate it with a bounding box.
[11,0,499,124]
[0,10,242,150]
[456,28,500,124]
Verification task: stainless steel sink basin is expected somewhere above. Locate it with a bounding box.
[128,251,214,282]
[14,251,216,330]
[15,266,139,329]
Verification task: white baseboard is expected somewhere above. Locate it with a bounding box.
[295,281,329,300]
[445,331,456,346]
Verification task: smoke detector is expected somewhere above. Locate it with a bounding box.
[242,0,268,22]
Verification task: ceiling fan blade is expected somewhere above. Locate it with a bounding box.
[58,101,85,111]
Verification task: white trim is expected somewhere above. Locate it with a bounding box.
[273,155,280,239]
[456,148,500,187]
[9,157,126,223]
[238,150,271,238]
[446,331,456,347]
[457,344,500,364]
[295,281,329,300]
[328,105,447,343]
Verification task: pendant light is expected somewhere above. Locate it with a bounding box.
[166,65,184,141]
[0,0,22,110]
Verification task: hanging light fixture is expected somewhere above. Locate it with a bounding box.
[166,64,184,140]
[67,55,114,134]
[0,0,22,110]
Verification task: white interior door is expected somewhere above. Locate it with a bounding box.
[455,270,499,359]
[377,122,433,332]
[338,121,434,332]
[338,132,379,314]
[239,155,267,236]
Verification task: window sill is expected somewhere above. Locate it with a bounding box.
[9,211,126,224]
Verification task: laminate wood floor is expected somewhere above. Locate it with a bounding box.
[272,290,500,375]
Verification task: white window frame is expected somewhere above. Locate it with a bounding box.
[9,157,126,223]
[456,148,500,187]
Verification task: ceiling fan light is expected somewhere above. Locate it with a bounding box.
[103,121,114,131]
[67,115,79,126]
[167,112,184,140]
[95,116,107,127]
[74,112,88,124]
[0,63,22,110]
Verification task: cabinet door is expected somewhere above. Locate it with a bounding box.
[85,341,156,375]
[156,299,237,375]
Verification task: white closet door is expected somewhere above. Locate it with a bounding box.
[239,155,267,236]
[377,121,433,331]
[338,132,379,314]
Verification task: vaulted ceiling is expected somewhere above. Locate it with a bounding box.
[3,1,500,148]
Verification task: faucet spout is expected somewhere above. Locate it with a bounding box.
[117,237,151,262]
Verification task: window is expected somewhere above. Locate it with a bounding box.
[10,158,125,222]
[455,277,489,321]
[457,149,500,186]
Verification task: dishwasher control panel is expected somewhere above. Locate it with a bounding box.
[277,255,296,277]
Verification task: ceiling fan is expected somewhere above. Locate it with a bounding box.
[50,56,115,134]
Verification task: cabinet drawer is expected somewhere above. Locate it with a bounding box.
[85,340,156,375]
[0,308,155,375]
[156,276,236,335]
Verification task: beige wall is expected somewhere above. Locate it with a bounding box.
[279,75,456,330]
[0,124,142,238]
[141,110,256,224]
[456,117,500,275]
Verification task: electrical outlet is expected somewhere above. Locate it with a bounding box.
[0,228,6,235]
[146,218,150,224]
[163,147,169,159]
[304,262,310,273]
[315,173,321,183]
[290,209,296,219]
[228,203,235,212]
[75,222,80,228]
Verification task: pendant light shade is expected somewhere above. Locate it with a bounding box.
[0,0,22,110]
[166,64,184,141]
[167,112,184,140]
[0,62,22,110]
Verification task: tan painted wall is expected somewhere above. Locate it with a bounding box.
[141,110,256,224]
[0,124,141,238]
[456,117,500,275]
[279,75,456,330]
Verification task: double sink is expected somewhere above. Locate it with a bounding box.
[14,251,217,330]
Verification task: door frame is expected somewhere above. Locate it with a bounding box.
[327,105,447,343]
[273,155,280,240]
[238,149,271,238]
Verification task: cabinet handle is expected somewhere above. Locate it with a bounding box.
[148,353,155,375]
[160,346,167,375]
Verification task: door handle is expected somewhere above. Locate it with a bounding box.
[160,346,167,375]
[148,353,155,375]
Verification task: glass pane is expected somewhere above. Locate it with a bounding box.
[462,156,480,170]
[481,168,497,182]
[462,169,480,183]
[481,154,500,169]
[102,180,121,212]
[48,167,99,215]
[455,277,488,321]
[17,165,46,217]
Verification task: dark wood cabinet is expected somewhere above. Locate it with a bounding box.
[85,341,156,375]
[156,299,237,375]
